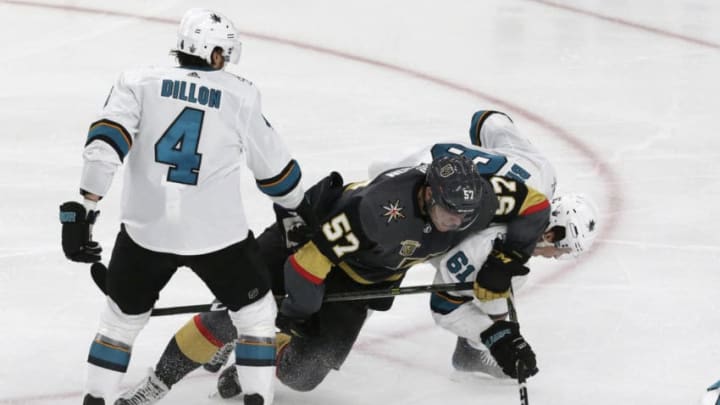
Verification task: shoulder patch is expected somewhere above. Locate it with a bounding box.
[399,240,421,257]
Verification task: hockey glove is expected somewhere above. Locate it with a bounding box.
[474,240,530,301]
[59,201,102,263]
[274,196,318,250]
[276,312,315,338]
[480,320,538,379]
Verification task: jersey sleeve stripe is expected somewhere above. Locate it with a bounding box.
[468,110,512,146]
[290,242,333,285]
[86,119,132,161]
[430,291,472,314]
[256,159,302,197]
[518,188,550,216]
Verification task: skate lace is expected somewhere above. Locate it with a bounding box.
[116,373,168,405]
[479,350,500,367]
[207,343,234,367]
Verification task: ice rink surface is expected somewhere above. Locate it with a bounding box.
[1,0,719,404]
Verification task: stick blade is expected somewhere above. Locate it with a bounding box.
[90,262,108,295]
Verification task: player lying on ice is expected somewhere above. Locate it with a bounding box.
[106,109,564,404]
[370,110,599,379]
[430,192,598,379]
[106,151,518,404]
[107,112,555,403]
[110,195,594,404]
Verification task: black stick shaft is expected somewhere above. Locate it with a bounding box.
[517,361,529,405]
[150,281,473,316]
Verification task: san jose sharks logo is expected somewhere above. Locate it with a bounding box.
[382,200,406,223]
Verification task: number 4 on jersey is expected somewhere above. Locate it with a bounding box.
[155,107,204,185]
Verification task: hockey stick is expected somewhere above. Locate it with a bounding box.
[89,262,473,316]
[89,263,473,316]
[516,361,530,405]
[508,290,530,405]
[90,262,107,295]
[150,281,474,316]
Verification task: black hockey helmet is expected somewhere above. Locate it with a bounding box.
[426,155,490,223]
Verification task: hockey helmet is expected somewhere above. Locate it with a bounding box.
[426,155,490,225]
[547,193,599,259]
[176,9,242,65]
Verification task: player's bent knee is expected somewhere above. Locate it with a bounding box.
[198,309,236,343]
[98,297,151,344]
[228,291,277,335]
[88,298,151,378]
[277,366,328,392]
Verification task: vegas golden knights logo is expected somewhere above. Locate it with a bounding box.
[399,240,421,257]
[439,163,455,177]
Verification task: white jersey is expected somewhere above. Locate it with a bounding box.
[376,111,556,346]
[368,113,557,198]
[80,66,304,254]
[429,224,526,344]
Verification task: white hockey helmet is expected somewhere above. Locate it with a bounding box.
[176,9,242,65]
[547,193,599,259]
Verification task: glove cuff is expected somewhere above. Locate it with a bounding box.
[493,239,530,263]
[83,198,98,212]
[59,201,87,224]
[480,320,519,348]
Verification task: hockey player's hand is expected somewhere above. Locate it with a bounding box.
[480,320,538,379]
[474,240,529,301]
[59,201,102,263]
[276,312,313,338]
[274,197,318,250]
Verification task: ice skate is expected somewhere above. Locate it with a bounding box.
[114,370,169,405]
[451,337,509,379]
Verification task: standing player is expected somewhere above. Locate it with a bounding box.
[58,9,313,405]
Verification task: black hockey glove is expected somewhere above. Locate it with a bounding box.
[274,196,318,250]
[276,312,315,338]
[59,201,102,263]
[473,239,530,301]
[274,171,344,250]
[480,320,538,379]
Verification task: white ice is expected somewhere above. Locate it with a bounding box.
[1,1,720,404]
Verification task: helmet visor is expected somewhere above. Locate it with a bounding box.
[429,200,477,231]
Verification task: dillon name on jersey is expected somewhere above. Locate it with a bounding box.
[80,66,303,255]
